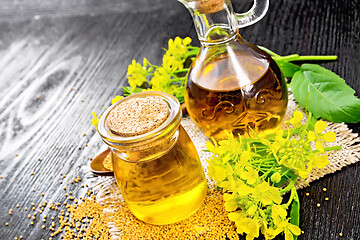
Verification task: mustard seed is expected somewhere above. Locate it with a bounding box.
[323,187,327,192]
[317,203,321,207]
[325,197,329,201]
[5,222,8,226]
[339,233,343,237]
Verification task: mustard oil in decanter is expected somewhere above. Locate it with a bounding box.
[185,37,288,140]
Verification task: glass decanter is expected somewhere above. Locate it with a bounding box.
[179,0,288,140]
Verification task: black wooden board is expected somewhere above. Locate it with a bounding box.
[0,0,359,239]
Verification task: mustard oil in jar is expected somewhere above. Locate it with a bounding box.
[185,34,288,140]
[97,92,207,225]
[112,125,207,225]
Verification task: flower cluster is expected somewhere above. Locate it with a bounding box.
[269,111,337,178]
[207,110,340,240]
[125,37,199,103]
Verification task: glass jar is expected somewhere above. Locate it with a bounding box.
[97,91,207,225]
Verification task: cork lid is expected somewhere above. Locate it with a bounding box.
[196,0,225,14]
[106,96,170,137]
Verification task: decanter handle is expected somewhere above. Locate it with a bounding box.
[236,0,269,28]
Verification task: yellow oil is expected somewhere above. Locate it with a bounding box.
[185,35,288,140]
[112,125,207,225]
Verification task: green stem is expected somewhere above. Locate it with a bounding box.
[290,55,338,61]
[280,176,297,195]
[324,146,342,151]
[312,145,342,154]
[173,69,190,74]
[273,54,300,62]
[258,46,281,57]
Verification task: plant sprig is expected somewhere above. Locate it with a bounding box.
[206,111,341,240]
[124,37,200,104]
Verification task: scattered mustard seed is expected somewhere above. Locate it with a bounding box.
[306,192,310,196]
[30,222,34,225]
[317,203,321,207]
[5,222,8,226]
[323,187,327,192]
[16,204,19,208]
[339,232,343,237]
[24,207,28,211]
[325,197,329,201]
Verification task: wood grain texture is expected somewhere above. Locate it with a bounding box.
[0,0,359,239]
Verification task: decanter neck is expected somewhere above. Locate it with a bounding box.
[180,0,238,46]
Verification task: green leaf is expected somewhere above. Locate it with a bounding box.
[274,60,301,78]
[291,64,360,123]
[289,188,300,240]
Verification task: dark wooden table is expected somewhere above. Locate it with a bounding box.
[0,0,359,239]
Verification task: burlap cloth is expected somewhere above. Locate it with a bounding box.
[90,94,360,238]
